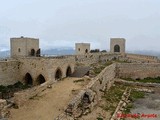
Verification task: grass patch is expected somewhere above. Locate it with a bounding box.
[123,90,145,114]
[0,81,30,93]
[122,77,160,83]
[101,84,127,112]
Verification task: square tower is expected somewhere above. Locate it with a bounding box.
[10,37,40,58]
[75,43,90,55]
[110,38,126,54]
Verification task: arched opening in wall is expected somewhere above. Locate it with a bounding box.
[24,73,33,85]
[66,66,72,77]
[85,49,88,53]
[55,68,62,80]
[31,49,35,56]
[36,49,41,57]
[82,93,91,105]
[36,74,46,85]
[114,45,120,52]
[18,48,21,52]
[78,48,80,51]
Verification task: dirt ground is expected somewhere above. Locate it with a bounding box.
[9,77,83,120]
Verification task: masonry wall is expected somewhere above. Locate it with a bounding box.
[75,53,119,65]
[75,43,90,55]
[10,37,39,58]
[0,60,20,86]
[125,53,159,63]
[65,64,116,116]
[117,63,160,79]
[18,56,75,84]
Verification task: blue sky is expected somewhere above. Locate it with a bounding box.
[0,0,160,51]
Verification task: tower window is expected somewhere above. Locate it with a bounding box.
[18,48,21,52]
[78,48,80,51]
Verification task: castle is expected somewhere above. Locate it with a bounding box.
[0,37,126,86]
[1,36,160,119]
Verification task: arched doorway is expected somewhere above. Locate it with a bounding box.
[55,68,62,80]
[24,73,33,85]
[37,74,45,85]
[31,49,35,56]
[66,66,72,77]
[36,49,41,57]
[85,49,88,53]
[114,45,120,52]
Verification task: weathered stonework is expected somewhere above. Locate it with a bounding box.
[75,43,90,55]
[110,38,126,54]
[10,37,40,58]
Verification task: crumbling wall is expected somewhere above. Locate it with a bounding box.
[125,53,159,63]
[75,53,119,65]
[117,63,160,79]
[65,64,116,118]
[0,60,20,85]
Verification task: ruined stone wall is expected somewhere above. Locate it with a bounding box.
[125,53,159,63]
[117,63,160,79]
[65,64,116,117]
[0,60,20,86]
[75,53,119,65]
[18,56,75,85]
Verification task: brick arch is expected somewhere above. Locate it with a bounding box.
[36,74,46,85]
[55,68,63,80]
[66,65,72,77]
[24,73,33,85]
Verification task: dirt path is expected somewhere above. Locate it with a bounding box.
[9,77,82,120]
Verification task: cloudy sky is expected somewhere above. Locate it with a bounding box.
[0,0,160,51]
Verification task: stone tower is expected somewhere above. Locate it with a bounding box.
[10,37,40,58]
[75,43,90,55]
[110,38,126,54]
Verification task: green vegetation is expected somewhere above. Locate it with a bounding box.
[96,117,103,120]
[123,90,145,114]
[122,77,160,83]
[101,84,127,112]
[0,81,30,93]
[101,83,145,116]
[91,61,113,75]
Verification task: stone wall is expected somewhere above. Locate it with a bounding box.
[10,37,39,58]
[18,56,75,85]
[0,60,20,86]
[117,63,160,79]
[75,53,119,65]
[125,53,159,63]
[65,64,116,117]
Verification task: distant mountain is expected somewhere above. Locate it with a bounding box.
[0,48,160,58]
[0,50,10,58]
[128,50,160,57]
[41,48,75,56]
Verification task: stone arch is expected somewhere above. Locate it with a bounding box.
[55,68,62,80]
[66,66,72,77]
[114,45,120,52]
[36,49,41,57]
[36,74,46,85]
[85,49,88,53]
[24,73,33,85]
[31,49,35,56]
